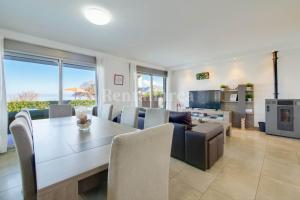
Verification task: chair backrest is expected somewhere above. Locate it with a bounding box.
[49,104,72,118]
[107,123,174,200]
[101,104,113,120]
[144,108,170,129]
[9,118,36,200]
[120,106,138,128]
[15,109,33,135]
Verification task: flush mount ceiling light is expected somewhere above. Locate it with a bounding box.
[83,7,112,25]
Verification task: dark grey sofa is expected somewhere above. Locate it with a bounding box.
[112,110,224,170]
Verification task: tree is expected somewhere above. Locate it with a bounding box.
[15,91,39,101]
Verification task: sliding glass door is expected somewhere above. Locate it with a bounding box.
[4,54,97,116]
[62,63,96,106]
[4,55,59,114]
[137,73,166,108]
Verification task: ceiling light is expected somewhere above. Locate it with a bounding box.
[83,7,111,25]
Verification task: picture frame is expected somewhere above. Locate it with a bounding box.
[114,74,124,85]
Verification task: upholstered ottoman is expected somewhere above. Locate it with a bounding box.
[185,123,224,170]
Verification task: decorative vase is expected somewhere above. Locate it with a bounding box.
[75,106,93,132]
[247,98,252,102]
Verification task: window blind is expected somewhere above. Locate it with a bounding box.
[136,65,168,77]
[4,39,96,67]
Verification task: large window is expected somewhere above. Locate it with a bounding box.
[137,68,167,109]
[4,54,97,115]
[4,58,59,103]
[63,64,96,105]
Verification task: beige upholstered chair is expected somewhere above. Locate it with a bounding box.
[9,118,37,200]
[107,123,174,200]
[120,106,138,128]
[49,104,72,118]
[101,104,113,120]
[144,108,170,129]
[15,109,33,135]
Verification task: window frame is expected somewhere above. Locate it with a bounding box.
[4,52,98,106]
[137,72,167,109]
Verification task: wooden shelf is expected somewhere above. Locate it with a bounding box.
[221,101,238,103]
[222,89,238,92]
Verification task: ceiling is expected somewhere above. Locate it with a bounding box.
[0,0,300,68]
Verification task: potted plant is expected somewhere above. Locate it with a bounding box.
[246,93,253,102]
[220,84,228,91]
[246,83,253,91]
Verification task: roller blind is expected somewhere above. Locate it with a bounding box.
[136,65,168,77]
[4,39,96,67]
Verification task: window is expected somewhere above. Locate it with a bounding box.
[4,55,59,113]
[152,75,166,108]
[137,66,167,108]
[137,74,151,107]
[4,53,97,115]
[63,64,96,105]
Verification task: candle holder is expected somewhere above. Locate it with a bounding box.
[75,106,93,132]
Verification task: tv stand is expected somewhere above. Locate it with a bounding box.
[177,108,232,141]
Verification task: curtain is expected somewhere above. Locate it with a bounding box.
[0,36,8,153]
[166,70,173,110]
[96,56,105,115]
[129,63,138,107]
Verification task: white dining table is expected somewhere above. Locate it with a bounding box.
[32,116,136,200]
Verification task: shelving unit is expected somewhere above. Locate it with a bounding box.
[221,84,254,128]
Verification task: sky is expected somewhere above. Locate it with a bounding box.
[137,74,164,92]
[4,59,96,101]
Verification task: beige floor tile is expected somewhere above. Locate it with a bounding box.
[267,136,300,153]
[0,151,20,177]
[175,164,215,193]
[0,172,21,192]
[169,177,203,200]
[265,148,299,165]
[200,188,234,200]
[262,158,300,187]
[256,176,300,200]
[209,166,260,200]
[170,158,186,178]
[0,186,23,200]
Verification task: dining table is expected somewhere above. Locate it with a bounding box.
[32,116,137,200]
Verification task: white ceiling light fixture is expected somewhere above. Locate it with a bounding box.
[83,7,112,25]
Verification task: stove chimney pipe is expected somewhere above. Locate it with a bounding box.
[272,51,279,99]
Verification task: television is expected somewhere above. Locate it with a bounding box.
[189,90,221,110]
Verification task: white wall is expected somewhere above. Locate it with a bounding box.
[0,28,166,116]
[170,49,300,126]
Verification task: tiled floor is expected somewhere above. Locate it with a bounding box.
[1,129,300,200]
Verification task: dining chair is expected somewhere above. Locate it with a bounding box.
[144,108,170,129]
[15,109,33,135]
[49,104,72,118]
[101,104,113,120]
[9,118,37,200]
[120,106,138,128]
[107,123,174,200]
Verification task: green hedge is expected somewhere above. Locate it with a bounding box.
[7,100,96,112]
[8,101,50,112]
[68,100,96,107]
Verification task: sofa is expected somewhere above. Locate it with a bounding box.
[113,110,224,170]
[113,110,191,162]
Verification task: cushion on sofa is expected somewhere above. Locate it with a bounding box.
[169,111,192,130]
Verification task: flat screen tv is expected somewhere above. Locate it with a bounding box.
[189,90,221,110]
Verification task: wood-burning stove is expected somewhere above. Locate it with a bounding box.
[266,99,300,139]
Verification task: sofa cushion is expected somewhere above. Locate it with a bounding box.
[169,111,192,130]
[191,123,223,141]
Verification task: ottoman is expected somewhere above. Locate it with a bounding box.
[185,123,224,170]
